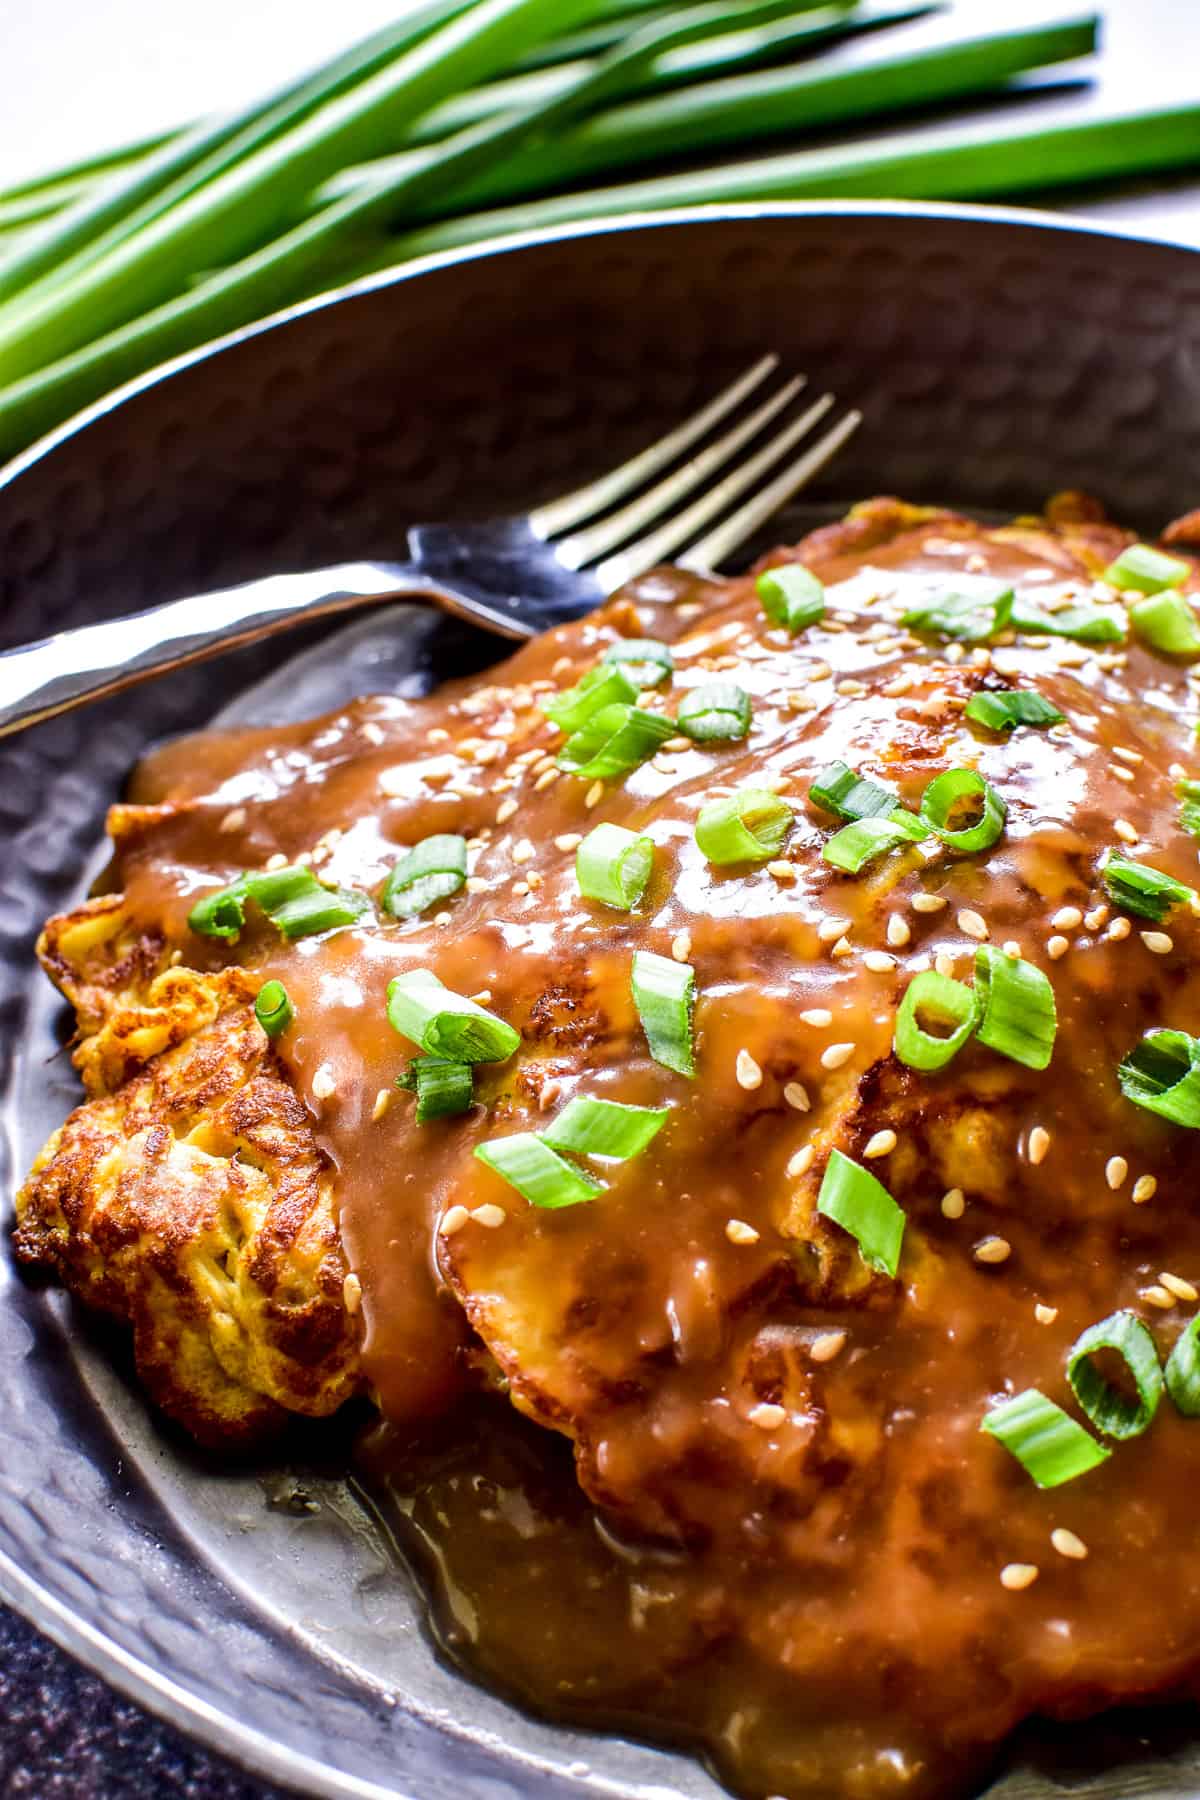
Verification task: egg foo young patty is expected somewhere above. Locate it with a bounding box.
[17,494,1200,1798]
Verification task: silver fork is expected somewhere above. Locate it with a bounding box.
[0,356,859,739]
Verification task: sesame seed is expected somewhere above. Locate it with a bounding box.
[975,1236,1012,1265]
[671,929,692,962]
[343,1273,362,1315]
[511,839,536,864]
[810,1330,847,1363]
[1112,746,1143,765]
[469,989,492,1006]
[1112,766,1135,784]
[552,656,573,678]
[1051,1528,1088,1560]
[818,916,852,944]
[433,909,453,925]
[787,690,819,713]
[767,859,796,883]
[800,1008,833,1028]
[1000,1563,1039,1591]
[427,727,451,744]
[1142,1285,1175,1310]
[1051,907,1083,931]
[1035,1303,1058,1324]
[361,722,385,746]
[837,678,868,697]
[512,881,530,896]
[1108,916,1132,941]
[887,915,911,948]
[820,1041,856,1071]
[1132,1174,1158,1204]
[1141,930,1173,955]
[912,893,948,914]
[1114,818,1139,844]
[863,1129,897,1158]
[807,661,832,683]
[1103,1154,1128,1190]
[882,673,914,697]
[1047,935,1070,961]
[265,851,289,870]
[726,1219,760,1246]
[585,780,604,809]
[1003,940,1022,959]
[748,1403,787,1430]
[311,1064,337,1101]
[957,909,988,941]
[864,950,896,974]
[787,1144,815,1178]
[1160,1272,1199,1303]
[471,1204,507,1229]
[935,951,956,979]
[219,807,247,833]
[831,936,853,959]
[534,768,559,791]
[530,754,556,776]
[1028,1125,1051,1165]
[941,1188,965,1220]
[554,832,582,852]
[663,737,690,753]
[465,877,488,894]
[372,1089,392,1123]
[736,1049,763,1090]
[1084,905,1109,931]
[784,1081,811,1112]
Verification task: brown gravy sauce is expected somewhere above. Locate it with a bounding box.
[112,511,1200,1797]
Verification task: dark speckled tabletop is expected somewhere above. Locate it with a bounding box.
[3,0,1199,1794]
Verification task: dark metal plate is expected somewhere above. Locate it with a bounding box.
[3,203,1200,1800]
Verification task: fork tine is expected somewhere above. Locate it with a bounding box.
[554,375,805,570]
[528,355,780,539]
[676,410,863,575]
[594,394,835,594]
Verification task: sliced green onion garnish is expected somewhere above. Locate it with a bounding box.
[695,787,793,865]
[974,946,1057,1071]
[542,1095,668,1161]
[919,767,1006,853]
[188,865,370,941]
[676,681,751,743]
[1130,591,1200,657]
[893,970,978,1071]
[981,1389,1110,1488]
[1165,1315,1200,1416]
[254,979,294,1038]
[809,760,900,823]
[1177,777,1200,840]
[1104,542,1190,594]
[817,1148,905,1278]
[556,702,674,781]
[631,949,694,1078]
[386,969,520,1064]
[542,661,639,732]
[1102,852,1195,922]
[823,815,922,874]
[575,822,654,910]
[474,1132,604,1209]
[1117,1029,1200,1128]
[901,577,1013,643]
[396,1055,473,1123]
[1067,1310,1163,1440]
[1010,599,1126,644]
[382,832,467,919]
[756,562,825,634]
[601,637,674,686]
[963,687,1065,732]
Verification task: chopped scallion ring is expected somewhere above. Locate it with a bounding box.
[1010,599,1126,644]
[676,681,751,742]
[542,1095,668,1161]
[575,822,654,910]
[1165,1315,1200,1416]
[810,760,901,822]
[542,662,639,733]
[1117,1028,1200,1128]
[386,970,520,1064]
[254,979,294,1038]
[963,687,1064,732]
[1104,542,1190,594]
[817,1148,905,1278]
[981,1389,1110,1488]
[919,767,1006,854]
[396,1055,473,1123]
[1067,1309,1163,1440]
[756,562,825,633]
[601,637,674,686]
[188,865,370,941]
[893,970,978,1071]
[901,577,1013,643]
[631,949,695,1078]
[382,833,467,919]
[1177,777,1200,840]
[695,787,793,865]
[974,946,1057,1071]
[823,815,922,874]
[1102,851,1195,922]
[557,703,674,781]
[1131,591,1200,658]
[474,1133,604,1209]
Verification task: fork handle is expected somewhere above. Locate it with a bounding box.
[0,562,499,740]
